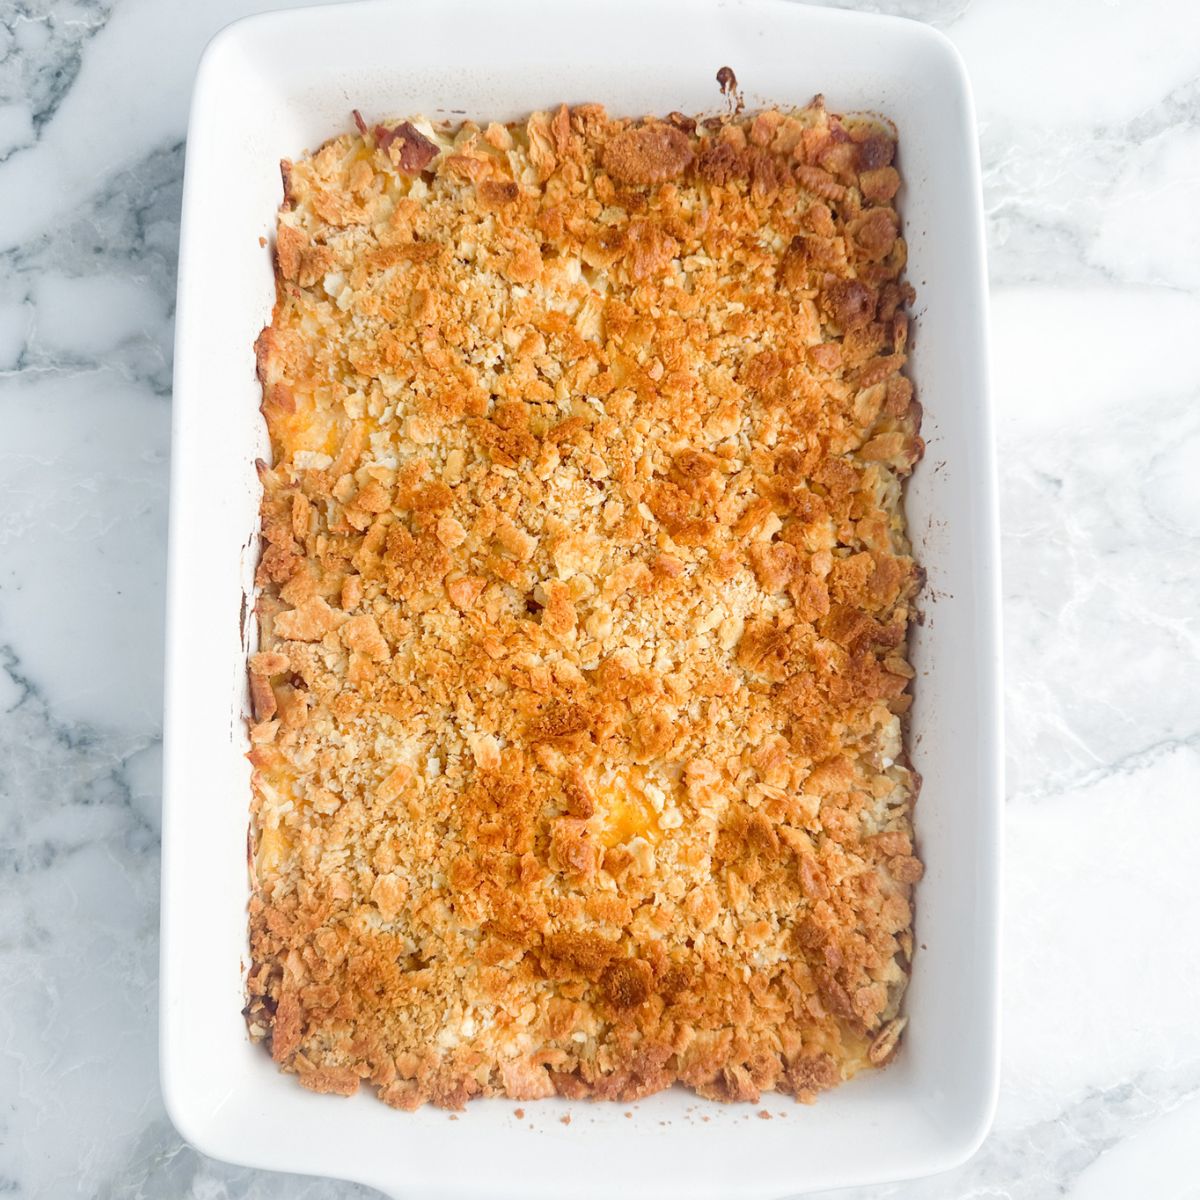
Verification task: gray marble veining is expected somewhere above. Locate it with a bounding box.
[1,0,1198,1196]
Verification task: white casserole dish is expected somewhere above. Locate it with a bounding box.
[160,1,1002,1195]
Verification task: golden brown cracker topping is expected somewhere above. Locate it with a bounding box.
[247,96,923,1112]
[601,122,695,185]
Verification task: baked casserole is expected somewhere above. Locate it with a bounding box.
[244,97,924,1109]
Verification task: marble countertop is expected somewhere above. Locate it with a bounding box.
[1,0,1198,1196]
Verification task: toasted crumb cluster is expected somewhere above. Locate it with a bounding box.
[246,98,924,1110]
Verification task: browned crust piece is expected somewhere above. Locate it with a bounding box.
[244,98,924,1111]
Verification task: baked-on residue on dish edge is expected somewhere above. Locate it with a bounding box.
[245,98,924,1110]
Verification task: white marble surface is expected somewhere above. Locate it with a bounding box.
[0,0,1198,1195]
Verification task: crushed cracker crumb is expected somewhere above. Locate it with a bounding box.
[246,96,923,1111]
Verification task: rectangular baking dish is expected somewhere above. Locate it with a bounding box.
[160,1,1001,1196]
